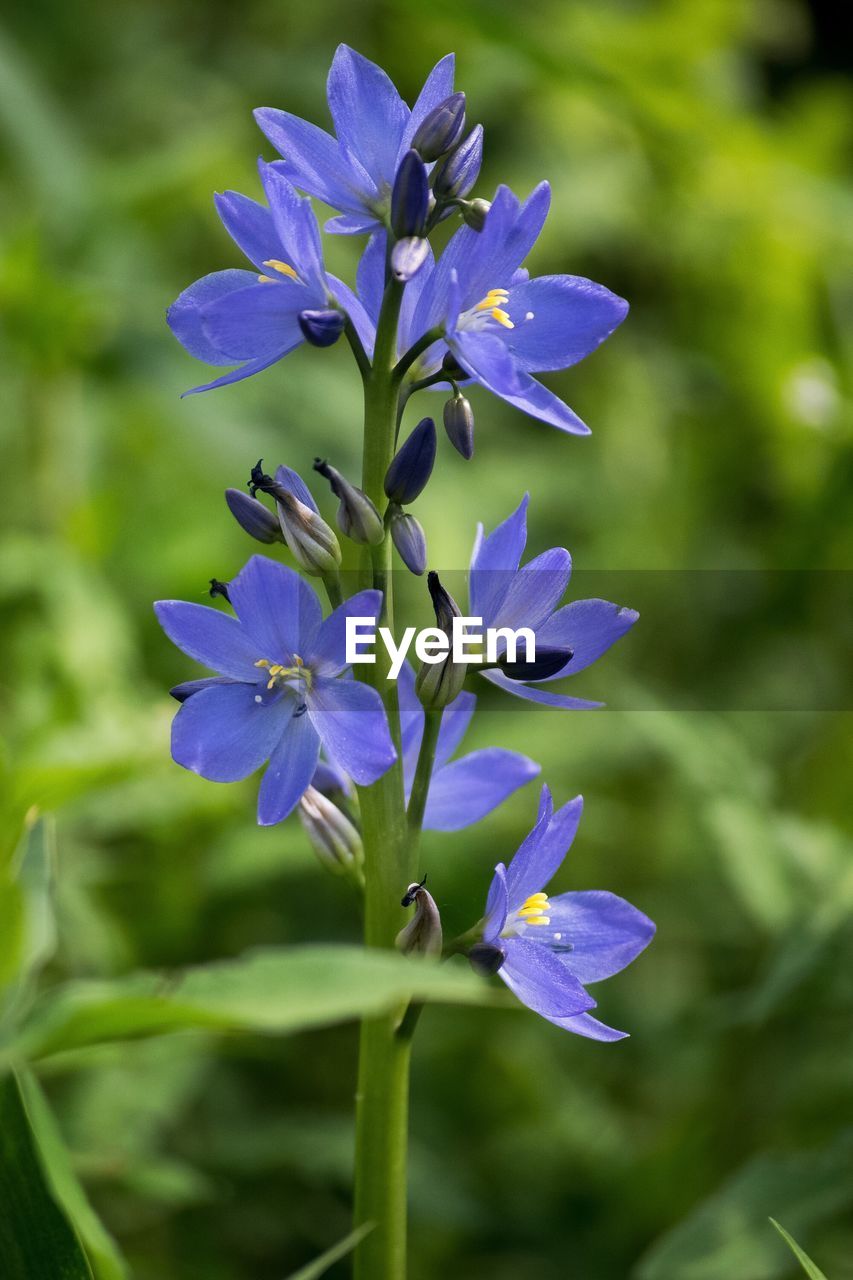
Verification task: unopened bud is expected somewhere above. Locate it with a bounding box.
[432,124,483,199]
[298,786,363,878]
[415,571,467,709]
[298,308,345,348]
[313,458,384,546]
[388,505,427,575]
[499,647,573,682]
[384,417,436,504]
[391,149,429,239]
[208,578,230,602]
[390,236,429,283]
[225,488,284,544]
[468,942,505,976]
[396,877,443,958]
[461,198,491,232]
[411,92,466,163]
[250,462,341,575]
[443,394,474,459]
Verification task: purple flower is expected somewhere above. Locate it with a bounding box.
[397,663,539,830]
[471,494,638,709]
[357,183,628,434]
[155,556,396,824]
[254,45,457,236]
[476,786,655,1040]
[167,164,372,394]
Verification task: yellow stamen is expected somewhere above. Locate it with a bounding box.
[526,916,551,926]
[490,307,514,329]
[475,288,510,312]
[517,891,551,925]
[258,259,300,284]
[254,654,312,691]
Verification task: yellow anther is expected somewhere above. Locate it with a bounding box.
[526,916,551,926]
[475,288,509,312]
[516,891,551,926]
[262,259,299,280]
[255,659,271,669]
[490,307,514,329]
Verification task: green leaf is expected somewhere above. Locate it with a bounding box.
[637,1130,853,1280]
[1,815,58,1030]
[18,1072,128,1280]
[769,1219,829,1280]
[0,1068,93,1279]
[284,1223,374,1280]
[7,945,497,1061]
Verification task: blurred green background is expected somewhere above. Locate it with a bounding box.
[1,0,852,1276]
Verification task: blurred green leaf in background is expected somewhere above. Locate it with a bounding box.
[1,0,852,1275]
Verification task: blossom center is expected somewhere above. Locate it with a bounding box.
[254,653,313,692]
[258,259,301,284]
[503,891,551,934]
[464,287,514,331]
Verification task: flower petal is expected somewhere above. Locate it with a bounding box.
[170,676,238,703]
[214,191,280,274]
[327,44,408,188]
[325,212,382,236]
[307,677,396,785]
[469,364,592,435]
[274,465,318,512]
[227,555,322,665]
[401,53,455,152]
[469,494,528,625]
[327,273,376,357]
[489,547,572,635]
[154,601,260,679]
[423,748,540,831]
[545,891,656,984]
[257,708,321,825]
[505,274,629,373]
[201,281,305,362]
[535,599,639,678]
[541,1011,628,1041]
[253,112,368,212]
[480,668,603,709]
[356,234,386,324]
[167,270,259,365]
[482,862,508,943]
[258,164,326,290]
[505,792,583,906]
[449,330,525,398]
[395,661,425,792]
[434,690,476,768]
[181,352,285,396]
[171,682,286,782]
[500,937,595,1018]
[310,589,383,677]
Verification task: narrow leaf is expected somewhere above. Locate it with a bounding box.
[770,1219,829,1280]
[285,1223,374,1280]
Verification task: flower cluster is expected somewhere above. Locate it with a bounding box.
[159,45,653,1043]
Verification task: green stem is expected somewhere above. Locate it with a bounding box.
[353,274,417,1280]
[406,709,443,836]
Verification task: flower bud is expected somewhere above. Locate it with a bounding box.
[390,236,429,283]
[432,124,483,199]
[250,463,341,574]
[396,877,443,958]
[391,149,429,238]
[384,417,436,504]
[461,198,491,232]
[468,942,505,976]
[298,308,346,348]
[499,646,573,682]
[443,393,475,459]
[388,505,427,575]
[411,92,466,162]
[225,488,284,544]
[415,571,467,709]
[312,458,384,546]
[441,351,467,380]
[208,578,230,602]
[298,786,364,878]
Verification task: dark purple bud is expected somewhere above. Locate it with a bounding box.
[468,942,505,977]
[432,124,483,200]
[390,236,430,283]
[208,578,230,603]
[396,877,443,958]
[391,149,429,238]
[441,351,468,381]
[460,198,491,232]
[500,646,573,682]
[388,506,427,575]
[415,571,466,708]
[298,308,345,348]
[411,92,466,163]
[384,417,436,503]
[225,487,285,544]
[443,393,475,459]
[313,458,384,546]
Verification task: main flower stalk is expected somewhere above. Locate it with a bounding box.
[353,273,416,1280]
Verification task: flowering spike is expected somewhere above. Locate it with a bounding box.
[432,123,483,199]
[298,786,364,880]
[396,878,443,958]
[384,418,437,504]
[298,308,346,348]
[411,92,466,163]
[415,571,467,709]
[460,197,491,231]
[313,458,384,546]
[388,506,427,575]
[442,394,475,459]
[391,149,429,239]
[390,236,430,283]
[225,487,284,544]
